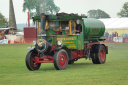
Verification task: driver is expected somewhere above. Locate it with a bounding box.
[76,24,82,34]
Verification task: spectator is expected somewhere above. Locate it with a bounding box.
[112,32,115,37]
[0,31,6,39]
[0,33,2,40]
[4,29,9,34]
[115,32,118,37]
[9,29,14,34]
[106,32,109,38]
[109,34,112,41]
[111,32,115,41]
[1,35,5,39]
[104,32,109,38]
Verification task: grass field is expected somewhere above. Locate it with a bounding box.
[0,43,128,85]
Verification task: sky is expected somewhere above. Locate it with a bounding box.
[0,0,128,24]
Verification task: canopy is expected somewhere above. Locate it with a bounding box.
[99,18,128,29]
[0,28,9,31]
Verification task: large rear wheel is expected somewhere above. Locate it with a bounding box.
[91,45,106,64]
[26,49,41,71]
[53,49,69,70]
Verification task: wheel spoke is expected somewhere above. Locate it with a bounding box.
[31,54,39,67]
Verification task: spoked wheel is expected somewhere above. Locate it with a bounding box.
[26,49,41,71]
[91,45,106,64]
[53,49,69,70]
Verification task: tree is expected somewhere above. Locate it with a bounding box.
[23,0,60,18]
[0,12,8,27]
[117,2,128,17]
[87,9,110,19]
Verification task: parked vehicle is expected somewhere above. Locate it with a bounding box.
[119,33,128,37]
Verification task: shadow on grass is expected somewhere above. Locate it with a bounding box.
[38,62,94,71]
[67,63,93,69]
[39,67,55,71]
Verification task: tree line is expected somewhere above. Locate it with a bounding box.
[1,0,128,27]
[0,12,8,27]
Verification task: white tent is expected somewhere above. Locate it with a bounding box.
[99,18,128,35]
[99,18,128,29]
[0,28,9,31]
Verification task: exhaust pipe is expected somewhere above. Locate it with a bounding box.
[40,13,46,37]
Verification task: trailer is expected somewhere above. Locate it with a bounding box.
[25,13,108,70]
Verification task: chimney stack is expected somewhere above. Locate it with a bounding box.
[9,0,17,30]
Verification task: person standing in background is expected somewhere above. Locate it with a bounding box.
[0,33,2,40]
[106,32,109,38]
[112,32,115,41]
[112,32,114,37]
[115,32,118,37]
[1,31,6,39]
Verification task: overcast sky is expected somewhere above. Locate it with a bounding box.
[0,0,128,24]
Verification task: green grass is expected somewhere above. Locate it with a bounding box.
[0,43,128,85]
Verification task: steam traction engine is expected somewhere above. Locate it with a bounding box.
[25,13,108,70]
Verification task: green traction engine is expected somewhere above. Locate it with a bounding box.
[25,13,108,70]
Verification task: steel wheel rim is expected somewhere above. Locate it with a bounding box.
[59,53,67,67]
[100,49,105,61]
[31,54,38,67]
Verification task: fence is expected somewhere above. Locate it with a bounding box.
[3,37,128,44]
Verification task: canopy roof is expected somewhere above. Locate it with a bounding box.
[0,28,9,31]
[99,18,128,29]
[32,13,87,22]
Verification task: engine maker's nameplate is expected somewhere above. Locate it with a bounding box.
[57,37,76,41]
[57,37,77,49]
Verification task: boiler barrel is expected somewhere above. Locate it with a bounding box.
[83,18,105,39]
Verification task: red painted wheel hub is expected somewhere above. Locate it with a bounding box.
[59,53,67,67]
[31,54,38,67]
[100,49,105,61]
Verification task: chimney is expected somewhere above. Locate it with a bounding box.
[9,0,17,30]
[40,13,46,34]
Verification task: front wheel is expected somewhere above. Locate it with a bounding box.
[91,45,106,64]
[26,49,41,71]
[53,49,69,70]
